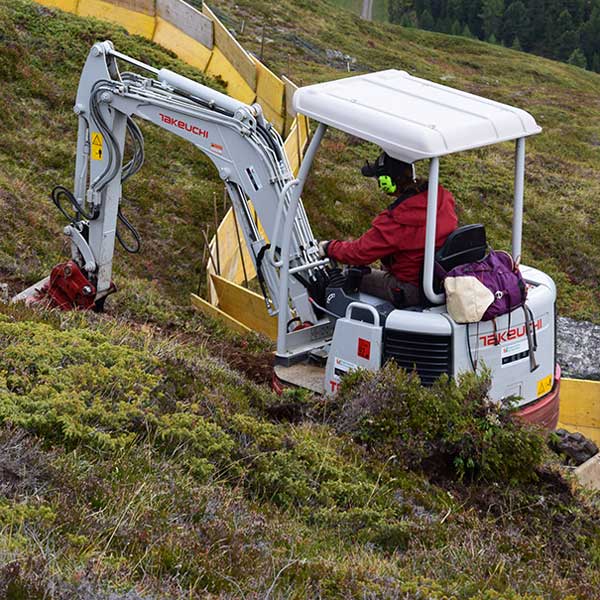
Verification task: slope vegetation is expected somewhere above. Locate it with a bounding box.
[221,0,600,322]
[0,1,599,598]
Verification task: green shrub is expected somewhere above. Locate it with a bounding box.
[336,362,545,483]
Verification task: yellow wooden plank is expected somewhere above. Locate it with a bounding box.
[206,199,269,303]
[210,274,277,340]
[108,0,154,16]
[559,378,600,428]
[560,378,600,427]
[216,207,258,280]
[191,293,252,336]
[260,102,285,135]
[282,76,298,118]
[157,0,213,47]
[206,47,256,105]
[78,0,156,37]
[254,59,284,116]
[297,114,310,157]
[558,377,600,444]
[282,75,298,137]
[284,124,300,176]
[37,0,79,11]
[253,59,285,133]
[202,3,256,90]
[153,18,212,71]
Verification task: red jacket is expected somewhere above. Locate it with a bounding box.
[327,185,458,286]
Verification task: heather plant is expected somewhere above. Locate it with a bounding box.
[336,362,546,482]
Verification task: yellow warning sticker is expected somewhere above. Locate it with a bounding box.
[91,132,103,160]
[536,374,552,397]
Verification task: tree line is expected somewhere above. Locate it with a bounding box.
[388,0,600,71]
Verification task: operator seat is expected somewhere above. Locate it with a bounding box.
[431,223,487,295]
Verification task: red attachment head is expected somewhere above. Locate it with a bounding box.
[31,260,97,310]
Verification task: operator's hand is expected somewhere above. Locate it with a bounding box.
[318,240,330,259]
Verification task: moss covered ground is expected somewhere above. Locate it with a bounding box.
[0,0,599,597]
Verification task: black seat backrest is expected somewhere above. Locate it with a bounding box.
[435,224,487,274]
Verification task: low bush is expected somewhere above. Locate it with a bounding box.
[336,362,546,483]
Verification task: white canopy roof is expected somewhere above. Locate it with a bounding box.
[292,70,541,163]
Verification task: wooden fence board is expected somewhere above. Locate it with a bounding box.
[210,274,277,340]
[205,47,256,104]
[108,0,155,16]
[153,17,212,71]
[191,293,252,336]
[157,0,213,48]
[202,3,256,90]
[78,0,156,37]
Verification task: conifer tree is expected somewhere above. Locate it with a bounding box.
[400,13,417,27]
[447,0,463,22]
[386,0,600,73]
[564,0,585,25]
[420,9,435,30]
[502,1,529,47]
[388,0,404,23]
[479,0,504,40]
[567,48,587,68]
[463,0,484,38]
[558,28,580,59]
[525,0,546,52]
[582,3,600,64]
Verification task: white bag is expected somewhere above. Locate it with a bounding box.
[444,275,495,323]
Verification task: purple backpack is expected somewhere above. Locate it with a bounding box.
[439,250,527,321]
[438,250,538,371]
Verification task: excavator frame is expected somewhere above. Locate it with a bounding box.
[16,42,560,428]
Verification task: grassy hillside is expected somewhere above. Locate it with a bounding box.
[224,0,600,322]
[0,1,599,598]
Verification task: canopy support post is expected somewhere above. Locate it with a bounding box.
[423,157,444,305]
[512,137,525,260]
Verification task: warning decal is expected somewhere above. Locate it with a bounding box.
[536,374,553,397]
[357,337,371,360]
[91,132,103,160]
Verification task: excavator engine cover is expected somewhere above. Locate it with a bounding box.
[33,260,97,310]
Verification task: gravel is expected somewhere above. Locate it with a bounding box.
[557,316,600,380]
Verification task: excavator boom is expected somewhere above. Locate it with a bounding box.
[25,41,326,330]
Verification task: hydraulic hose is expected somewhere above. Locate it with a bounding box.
[89,80,123,192]
[116,202,141,254]
[51,185,99,222]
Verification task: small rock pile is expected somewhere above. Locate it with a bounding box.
[550,429,599,466]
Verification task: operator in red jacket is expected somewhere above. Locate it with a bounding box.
[318,152,458,307]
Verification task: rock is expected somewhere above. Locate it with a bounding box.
[550,428,599,466]
[556,316,600,380]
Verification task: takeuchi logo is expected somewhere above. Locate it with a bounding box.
[479,318,542,347]
[158,113,208,138]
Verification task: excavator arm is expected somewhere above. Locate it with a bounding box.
[32,41,328,329]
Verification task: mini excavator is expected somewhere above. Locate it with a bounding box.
[16,42,560,426]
